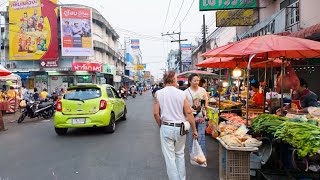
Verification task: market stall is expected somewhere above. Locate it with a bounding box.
[0,65,12,131]
[201,34,320,178]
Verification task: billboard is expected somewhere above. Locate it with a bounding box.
[9,0,58,60]
[131,39,139,49]
[181,44,192,65]
[134,65,145,70]
[216,9,256,27]
[60,7,93,56]
[200,0,257,11]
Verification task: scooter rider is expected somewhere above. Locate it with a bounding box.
[138,86,143,95]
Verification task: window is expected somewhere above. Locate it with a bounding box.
[286,1,299,28]
[64,88,101,101]
[106,88,114,98]
[111,87,120,98]
[77,76,92,84]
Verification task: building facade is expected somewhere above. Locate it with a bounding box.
[0,4,125,93]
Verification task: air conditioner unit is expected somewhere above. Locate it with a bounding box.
[6,62,16,69]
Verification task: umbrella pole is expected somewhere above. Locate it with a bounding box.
[263,53,268,113]
[219,58,221,114]
[246,54,256,127]
[281,58,285,116]
[270,61,273,113]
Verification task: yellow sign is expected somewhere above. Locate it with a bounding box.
[9,0,58,60]
[216,9,255,27]
[134,65,145,70]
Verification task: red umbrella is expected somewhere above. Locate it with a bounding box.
[0,65,12,76]
[196,57,282,69]
[177,70,220,78]
[201,34,320,59]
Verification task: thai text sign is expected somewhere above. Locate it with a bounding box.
[216,9,255,27]
[40,60,58,67]
[200,0,257,11]
[181,44,192,65]
[60,7,93,56]
[72,62,102,72]
[9,0,59,60]
[134,65,145,70]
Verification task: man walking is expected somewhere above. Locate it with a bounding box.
[154,71,198,180]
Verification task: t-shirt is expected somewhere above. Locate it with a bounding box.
[185,87,208,108]
[156,86,187,123]
[40,91,48,99]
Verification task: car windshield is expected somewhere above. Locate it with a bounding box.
[64,88,101,101]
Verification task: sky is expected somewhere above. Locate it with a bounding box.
[1,0,216,79]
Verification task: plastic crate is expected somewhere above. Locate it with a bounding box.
[219,144,251,180]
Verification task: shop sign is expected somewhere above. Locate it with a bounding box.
[40,60,58,67]
[181,44,192,65]
[134,65,145,70]
[51,76,58,80]
[143,71,151,79]
[103,64,112,74]
[200,0,257,11]
[72,62,102,72]
[216,9,256,27]
[239,20,275,40]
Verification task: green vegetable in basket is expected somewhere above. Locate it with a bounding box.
[251,114,288,134]
[274,122,320,157]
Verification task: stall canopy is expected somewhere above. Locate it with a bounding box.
[0,73,21,81]
[0,65,12,76]
[201,34,320,59]
[196,57,282,69]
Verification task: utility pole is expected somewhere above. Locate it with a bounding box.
[161,32,187,73]
[202,14,208,53]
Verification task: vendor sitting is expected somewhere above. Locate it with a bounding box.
[7,86,18,99]
[285,78,318,113]
[249,81,264,107]
[213,84,231,98]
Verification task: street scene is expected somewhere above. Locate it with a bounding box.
[1,0,320,180]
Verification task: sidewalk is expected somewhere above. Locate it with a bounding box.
[2,111,22,130]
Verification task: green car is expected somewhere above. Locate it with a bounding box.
[54,84,126,135]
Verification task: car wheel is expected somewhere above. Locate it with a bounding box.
[55,128,68,135]
[105,113,115,133]
[121,106,127,120]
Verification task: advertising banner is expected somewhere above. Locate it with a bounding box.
[181,44,192,65]
[9,0,59,60]
[200,0,257,11]
[60,7,93,56]
[216,9,256,27]
[72,62,102,72]
[131,39,140,49]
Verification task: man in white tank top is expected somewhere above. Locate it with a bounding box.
[154,71,198,180]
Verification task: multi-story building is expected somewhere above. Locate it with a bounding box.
[0,4,125,92]
[167,49,179,72]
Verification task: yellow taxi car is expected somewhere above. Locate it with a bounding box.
[54,84,126,135]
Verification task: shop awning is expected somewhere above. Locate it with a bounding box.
[288,23,320,39]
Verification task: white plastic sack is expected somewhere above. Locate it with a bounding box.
[190,139,207,167]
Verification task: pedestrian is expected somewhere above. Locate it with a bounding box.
[33,87,39,100]
[185,74,208,157]
[7,86,18,99]
[40,88,48,100]
[20,85,29,100]
[154,70,198,180]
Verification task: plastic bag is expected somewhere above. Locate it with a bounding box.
[190,139,207,167]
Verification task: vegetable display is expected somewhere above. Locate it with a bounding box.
[274,122,320,157]
[251,114,288,134]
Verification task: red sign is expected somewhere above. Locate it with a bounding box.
[72,62,102,72]
[61,7,91,19]
[40,60,58,67]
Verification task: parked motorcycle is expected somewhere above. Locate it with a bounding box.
[17,99,56,123]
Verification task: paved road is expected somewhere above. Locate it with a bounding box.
[0,91,219,180]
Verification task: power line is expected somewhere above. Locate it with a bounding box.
[173,0,195,32]
[114,26,170,41]
[168,0,185,32]
[162,0,172,33]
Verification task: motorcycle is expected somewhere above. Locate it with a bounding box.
[17,98,56,123]
[131,90,136,98]
[139,90,142,95]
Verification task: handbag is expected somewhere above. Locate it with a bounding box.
[180,121,190,136]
